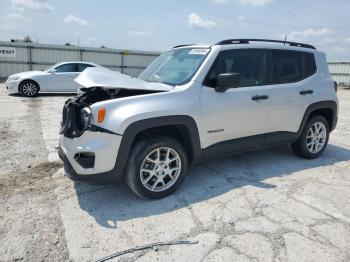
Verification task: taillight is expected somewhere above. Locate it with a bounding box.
[334,81,338,93]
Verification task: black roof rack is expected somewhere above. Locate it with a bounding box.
[172,44,194,49]
[215,39,316,50]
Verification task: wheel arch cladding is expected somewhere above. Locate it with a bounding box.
[300,101,337,133]
[114,115,202,179]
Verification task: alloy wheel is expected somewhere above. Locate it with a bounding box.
[306,122,327,153]
[21,82,38,96]
[140,147,181,192]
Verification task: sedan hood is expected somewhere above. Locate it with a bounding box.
[75,67,174,92]
[11,70,47,78]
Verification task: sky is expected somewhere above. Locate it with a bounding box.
[0,0,349,61]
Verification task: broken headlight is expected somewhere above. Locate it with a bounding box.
[80,107,92,131]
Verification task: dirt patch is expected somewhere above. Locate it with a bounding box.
[0,130,10,140]
[0,87,69,261]
[0,161,69,261]
[0,161,63,197]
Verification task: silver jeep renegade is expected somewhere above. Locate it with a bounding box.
[59,39,338,199]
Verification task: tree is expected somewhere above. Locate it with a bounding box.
[23,35,32,43]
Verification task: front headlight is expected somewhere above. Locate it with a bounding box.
[80,107,92,130]
[8,75,20,81]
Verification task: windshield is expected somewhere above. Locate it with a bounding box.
[44,63,60,72]
[138,48,210,85]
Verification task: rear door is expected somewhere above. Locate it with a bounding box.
[266,50,317,143]
[200,49,271,151]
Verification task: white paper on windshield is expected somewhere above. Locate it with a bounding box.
[188,49,210,55]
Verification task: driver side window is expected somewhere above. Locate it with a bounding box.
[204,49,268,88]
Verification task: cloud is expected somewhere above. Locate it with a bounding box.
[237,15,246,21]
[188,13,217,30]
[6,13,31,22]
[12,0,53,12]
[285,28,333,40]
[128,30,154,36]
[344,37,350,44]
[63,15,89,26]
[332,46,348,53]
[87,37,97,42]
[238,0,273,6]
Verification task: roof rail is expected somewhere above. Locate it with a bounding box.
[172,44,194,49]
[215,39,316,50]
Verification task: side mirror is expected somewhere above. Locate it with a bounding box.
[49,69,57,74]
[215,73,241,92]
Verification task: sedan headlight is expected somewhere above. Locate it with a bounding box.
[80,107,92,130]
[8,75,20,81]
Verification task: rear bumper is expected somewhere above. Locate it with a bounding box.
[58,131,123,181]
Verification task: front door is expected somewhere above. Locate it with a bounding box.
[200,49,271,153]
[47,63,79,92]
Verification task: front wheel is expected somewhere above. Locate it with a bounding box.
[20,81,39,97]
[292,115,329,159]
[126,136,188,199]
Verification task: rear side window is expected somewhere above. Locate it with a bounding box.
[272,50,303,84]
[304,52,317,78]
[77,63,95,72]
[205,49,267,88]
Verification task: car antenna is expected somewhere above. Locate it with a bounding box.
[284,34,288,46]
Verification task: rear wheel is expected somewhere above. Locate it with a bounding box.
[126,136,188,199]
[292,115,329,159]
[20,81,39,97]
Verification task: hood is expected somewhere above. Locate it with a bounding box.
[12,70,47,78]
[74,67,174,92]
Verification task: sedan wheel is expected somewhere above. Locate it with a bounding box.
[20,81,39,97]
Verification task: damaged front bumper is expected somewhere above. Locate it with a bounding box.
[58,131,123,180]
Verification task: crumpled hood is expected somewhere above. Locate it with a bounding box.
[75,67,174,92]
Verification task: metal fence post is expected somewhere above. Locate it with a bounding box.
[121,52,124,74]
[27,45,32,71]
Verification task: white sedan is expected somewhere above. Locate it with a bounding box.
[5,61,102,97]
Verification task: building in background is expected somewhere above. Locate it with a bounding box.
[1,40,350,88]
[328,62,350,87]
[0,41,160,80]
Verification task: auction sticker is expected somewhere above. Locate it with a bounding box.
[0,47,16,58]
[188,48,210,55]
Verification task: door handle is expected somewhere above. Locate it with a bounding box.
[299,90,313,95]
[251,95,269,101]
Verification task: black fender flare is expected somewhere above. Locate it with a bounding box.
[298,100,338,134]
[113,115,202,179]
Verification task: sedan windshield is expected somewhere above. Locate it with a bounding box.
[44,63,60,72]
[138,48,210,86]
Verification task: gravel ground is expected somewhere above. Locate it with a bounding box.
[0,83,350,262]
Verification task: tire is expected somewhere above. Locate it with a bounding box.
[20,80,39,97]
[126,136,188,199]
[292,115,329,159]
